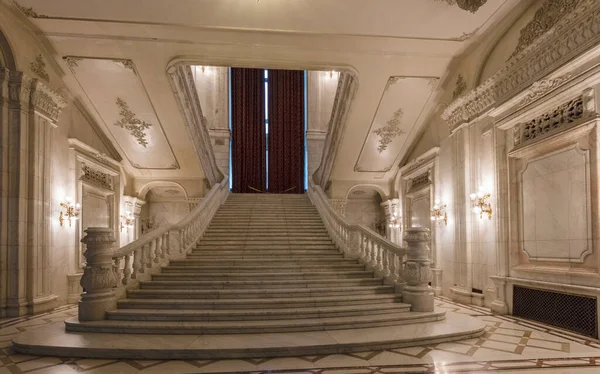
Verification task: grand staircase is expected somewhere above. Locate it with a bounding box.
[66,194,445,334]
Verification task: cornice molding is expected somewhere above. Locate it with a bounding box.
[312,71,358,187]
[167,62,224,187]
[399,146,440,178]
[30,79,67,124]
[442,0,600,131]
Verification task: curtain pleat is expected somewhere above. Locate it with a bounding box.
[267,69,305,194]
[231,68,266,193]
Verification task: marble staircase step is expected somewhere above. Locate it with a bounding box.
[140,278,383,289]
[66,310,445,334]
[185,253,343,259]
[193,244,337,251]
[186,250,342,256]
[106,303,409,322]
[127,285,394,299]
[160,264,365,273]
[196,238,334,244]
[151,270,375,281]
[168,258,356,266]
[117,294,401,310]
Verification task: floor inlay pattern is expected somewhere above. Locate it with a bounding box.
[1,298,600,373]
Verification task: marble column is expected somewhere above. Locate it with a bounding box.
[79,227,117,321]
[403,227,434,312]
[381,198,401,244]
[2,73,66,316]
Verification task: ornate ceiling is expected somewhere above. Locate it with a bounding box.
[6,0,522,185]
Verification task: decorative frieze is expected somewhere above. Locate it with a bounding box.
[518,73,573,107]
[409,171,431,192]
[80,163,113,190]
[452,74,466,100]
[374,108,404,153]
[513,96,585,146]
[442,0,600,131]
[510,0,581,60]
[30,80,68,124]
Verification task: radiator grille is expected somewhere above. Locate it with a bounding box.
[513,285,598,338]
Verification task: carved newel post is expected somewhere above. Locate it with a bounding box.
[79,227,118,321]
[402,227,434,312]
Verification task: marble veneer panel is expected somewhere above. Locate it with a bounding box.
[521,146,590,263]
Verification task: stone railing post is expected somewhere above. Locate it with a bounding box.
[79,227,118,321]
[402,227,434,312]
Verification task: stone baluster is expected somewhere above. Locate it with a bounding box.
[79,227,118,321]
[132,248,142,278]
[123,254,132,285]
[402,227,434,312]
[154,237,162,263]
[113,256,122,285]
[161,233,168,258]
[376,244,384,273]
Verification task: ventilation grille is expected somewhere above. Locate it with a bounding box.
[513,285,598,338]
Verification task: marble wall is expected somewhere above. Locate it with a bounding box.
[345,196,385,235]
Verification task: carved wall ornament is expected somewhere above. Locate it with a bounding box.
[442,0,598,131]
[92,153,111,166]
[510,0,581,60]
[435,0,489,13]
[373,108,405,153]
[514,96,585,146]
[452,74,467,100]
[80,163,113,190]
[352,190,366,196]
[14,1,49,18]
[30,80,68,123]
[30,54,49,82]
[518,73,573,107]
[112,59,137,75]
[409,171,431,191]
[63,56,83,69]
[114,98,152,147]
[163,189,181,195]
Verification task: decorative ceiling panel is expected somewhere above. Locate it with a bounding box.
[64,57,179,170]
[354,76,439,173]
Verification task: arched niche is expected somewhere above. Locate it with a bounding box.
[0,28,16,70]
[344,185,386,236]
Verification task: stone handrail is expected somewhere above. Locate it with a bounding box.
[112,177,229,287]
[307,179,406,287]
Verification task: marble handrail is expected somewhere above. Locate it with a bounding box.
[111,177,230,288]
[307,179,406,287]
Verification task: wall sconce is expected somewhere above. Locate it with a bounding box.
[59,196,80,227]
[120,212,135,232]
[430,199,447,225]
[388,214,401,229]
[328,71,338,79]
[470,188,492,220]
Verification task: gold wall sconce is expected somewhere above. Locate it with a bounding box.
[59,197,80,227]
[120,212,135,232]
[470,189,492,220]
[430,199,447,225]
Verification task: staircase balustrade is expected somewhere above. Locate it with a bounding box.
[307,180,407,290]
[79,178,229,320]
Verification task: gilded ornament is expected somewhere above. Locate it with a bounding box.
[510,0,581,60]
[63,56,83,69]
[30,54,49,82]
[113,59,137,75]
[373,108,405,153]
[113,98,152,147]
[14,1,49,18]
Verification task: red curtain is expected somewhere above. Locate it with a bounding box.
[231,68,266,193]
[267,69,305,194]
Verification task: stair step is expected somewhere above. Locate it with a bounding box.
[152,270,374,281]
[194,244,337,250]
[185,253,344,259]
[188,250,342,256]
[141,278,383,289]
[68,310,444,334]
[107,303,409,321]
[117,294,401,310]
[170,259,357,266]
[128,285,393,299]
[161,264,364,273]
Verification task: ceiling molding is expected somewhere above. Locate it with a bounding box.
[63,56,180,170]
[312,71,358,187]
[166,62,224,187]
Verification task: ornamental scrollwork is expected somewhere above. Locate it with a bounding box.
[14,1,49,18]
[520,96,584,145]
[80,265,117,292]
[112,59,137,75]
[30,54,49,82]
[63,56,83,69]
[405,261,432,286]
[510,0,581,60]
[452,74,467,100]
[113,98,152,147]
[518,73,573,107]
[373,108,405,153]
[80,163,113,190]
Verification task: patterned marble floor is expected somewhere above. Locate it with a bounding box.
[1,298,599,373]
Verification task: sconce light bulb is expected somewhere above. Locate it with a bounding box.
[65,196,72,202]
[473,206,482,214]
[434,199,440,205]
[75,203,81,209]
[469,193,477,200]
